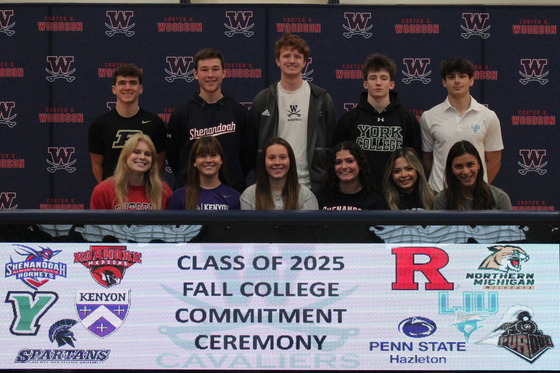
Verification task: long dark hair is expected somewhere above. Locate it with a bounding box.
[444,140,495,210]
[325,141,374,193]
[255,137,300,210]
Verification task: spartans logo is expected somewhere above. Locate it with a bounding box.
[478,245,529,273]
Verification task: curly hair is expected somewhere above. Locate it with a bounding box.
[324,141,374,193]
[274,33,310,61]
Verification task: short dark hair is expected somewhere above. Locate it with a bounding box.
[112,64,143,85]
[274,33,310,61]
[363,53,397,81]
[440,57,475,79]
[194,48,225,70]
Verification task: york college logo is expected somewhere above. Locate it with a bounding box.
[0,101,17,127]
[0,9,15,36]
[342,12,372,39]
[165,56,195,83]
[518,149,547,175]
[519,59,548,85]
[46,147,76,173]
[401,58,431,84]
[105,10,135,37]
[224,11,254,37]
[461,13,490,39]
[45,56,75,82]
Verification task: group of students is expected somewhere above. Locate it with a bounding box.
[88,32,510,212]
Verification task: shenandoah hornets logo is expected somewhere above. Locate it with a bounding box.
[224,11,254,37]
[519,59,548,85]
[5,244,67,289]
[461,13,490,39]
[478,245,530,273]
[45,56,75,82]
[105,10,135,37]
[402,58,432,84]
[518,149,547,175]
[165,56,195,83]
[0,9,15,36]
[342,12,372,39]
[46,147,76,173]
[0,101,17,127]
[74,246,142,288]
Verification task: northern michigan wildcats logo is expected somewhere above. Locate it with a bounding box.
[105,10,135,37]
[46,147,76,173]
[518,149,547,175]
[0,101,17,127]
[461,13,490,39]
[165,56,195,83]
[519,59,549,85]
[402,58,432,84]
[342,12,372,39]
[0,192,17,210]
[478,245,530,273]
[0,9,15,36]
[45,56,75,82]
[224,11,254,37]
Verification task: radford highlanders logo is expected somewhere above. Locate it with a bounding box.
[76,290,130,338]
[398,317,437,338]
[0,101,17,127]
[46,56,75,82]
[5,291,59,335]
[0,9,15,36]
[105,10,135,37]
[5,244,67,289]
[47,147,76,173]
[518,149,547,175]
[74,245,142,288]
[519,59,548,85]
[461,13,490,39]
[224,11,254,37]
[477,306,554,363]
[402,58,431,84]
[165,56,195,83]
[342,12,372,39]
[0,191,17,210]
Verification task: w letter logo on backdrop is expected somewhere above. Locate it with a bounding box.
[45,56,75,82]
[461,13,490,39]
[0,9,15,36]
[402,58,431,84]
[46,147,76,173]
[519,59,549,85]
[105,10,135,37]
[342,12,372,39]
[224,11,254,37]
[518,149,547,175]
[0,101,16,128]
[165,56,195,83]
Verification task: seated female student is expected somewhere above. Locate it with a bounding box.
[314,141,386,210]
[434,140,511,210]
[167,136,240,210]
[90,133,172,210]
[240,137,318,210]
[383,147,434,210]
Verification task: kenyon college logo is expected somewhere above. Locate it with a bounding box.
[224,11,254,37]
[518,149,547,175]
[47,147,76,173]
[342,12,372,39]
[461,13,490,39]
[0,9,15,36]
[105,10,135,37]
[76,290,131,338]
[165,56,195,83]
[519,59,548,85]
[0,101,17,127]
[5,244,67,290]
[45,56,76,82]
[401,58,431,84]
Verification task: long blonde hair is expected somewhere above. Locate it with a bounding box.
[112,133,165,210]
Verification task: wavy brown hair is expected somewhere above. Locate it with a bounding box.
[325,141,374,193]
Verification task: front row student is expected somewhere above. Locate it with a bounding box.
[434,140,511,210]
[315,141,387,210]
[167,136,241,210]
[382,147,434,210]
[240,137,318,210]
[90,134,172,210]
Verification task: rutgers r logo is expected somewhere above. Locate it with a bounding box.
[46,147,76,173]
[0,9,15,36]
[461,13,490,39]
[46,56,75,82]
[342,12,372,39]
[392,247,454,290]
[224,11,254,37]
[165,56,195,83]
[105,10,135,37]
[402,58,431,84]
[519,59,549,85]
[0,191,17,210]
[0,101,17,128]
[518,149,547,175]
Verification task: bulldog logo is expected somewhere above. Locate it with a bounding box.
[478,245,529,273]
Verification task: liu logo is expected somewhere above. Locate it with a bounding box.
[461,13,490,39]
[0,101,17,127]
[224,11,254,37]
[402,58,431,84]
[46,56,76,82]
[165,56,195,83]
[518,149,547,175]
[105,10,135,37]
[46,147,76,173]
[0,192,17,210]
[0,9,15,36]
[342,12,372,39]
[519,59,548,85]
